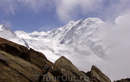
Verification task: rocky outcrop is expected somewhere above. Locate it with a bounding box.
[0,61,30,82]
[88,65,111,82]
[0,37,129,82]
[0,51,42,82]
[53,56,90,82]
[41,72,60,82]
[29,48,52,69]
[0,37,53,69]
[0,37,53,82]
[114,78,130,82]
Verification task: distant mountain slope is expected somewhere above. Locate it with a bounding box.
[0,18,108,62]
[46,18,107,57]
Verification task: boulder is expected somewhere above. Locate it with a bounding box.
[41,72,60,82]
[53,56,90,82]
[89,65,111,82]
[0,37,53,71]
[29,48,53,69]
[49,68,65,82]
[0,51,42,82]
[114,78,130,82]
[0,62,30,82]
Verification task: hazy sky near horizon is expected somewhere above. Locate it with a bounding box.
[0,0,130,32]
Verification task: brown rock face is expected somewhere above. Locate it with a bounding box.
[0,61,30,82]
[114,78,130,82]
[29,48,52,68]
[88,65,111,82]
[53,56,90,82]
[0,37,52,82]
[0,51,42,82]
[0,37,28,58]
[0,37,53,68]
[41,72,60,82]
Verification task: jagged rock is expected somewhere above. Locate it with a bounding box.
[53,56,90,82]
[114,78,130,82]
[0,51,42,82]
[90,65,111,82]
[0,37,53,71]
[40,72,60,82]
[0,62,30,82]
[49,68,65,82]
[29,48,52,69]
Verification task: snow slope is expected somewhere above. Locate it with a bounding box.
[13,18,108,63]
[0,24,16,39]
[47,18,108,57]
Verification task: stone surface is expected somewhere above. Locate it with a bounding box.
[114,78,130,82]
[0,37,52,82]
[90,65,111,82]
[29,48,52,69]
[0,62,30,82]
[41,72,60,82]
[0,51,42,82]
[0,37,53,71]
[53,56,90,82]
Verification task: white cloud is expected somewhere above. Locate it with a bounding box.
[54,0,130,23]
[100,0,130,22]
[0,0,18,15]
[99,12,130,81]
[0,0,53,14]
[0,0,130,24]
[54,0,103,23]
[17,0,54,13]
[115,13,130,25]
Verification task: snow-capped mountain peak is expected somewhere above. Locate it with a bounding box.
[0,18,106,58]
[0,24,16,39]
[0,18,107,69]
[45,18,106,57]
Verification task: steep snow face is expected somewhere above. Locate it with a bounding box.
[47,20,80,40]
[0,24,16,39]
[47,18,107,57]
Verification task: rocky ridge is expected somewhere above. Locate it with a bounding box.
[0,37,129,82]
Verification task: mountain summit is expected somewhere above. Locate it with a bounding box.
[47,18,106,57]
[0,18,108,63]
[0,24,16,39]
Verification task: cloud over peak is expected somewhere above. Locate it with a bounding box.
[0,0,130,24]
[54,0,103,23]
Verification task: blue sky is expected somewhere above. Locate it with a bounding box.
[0,0,130,32]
